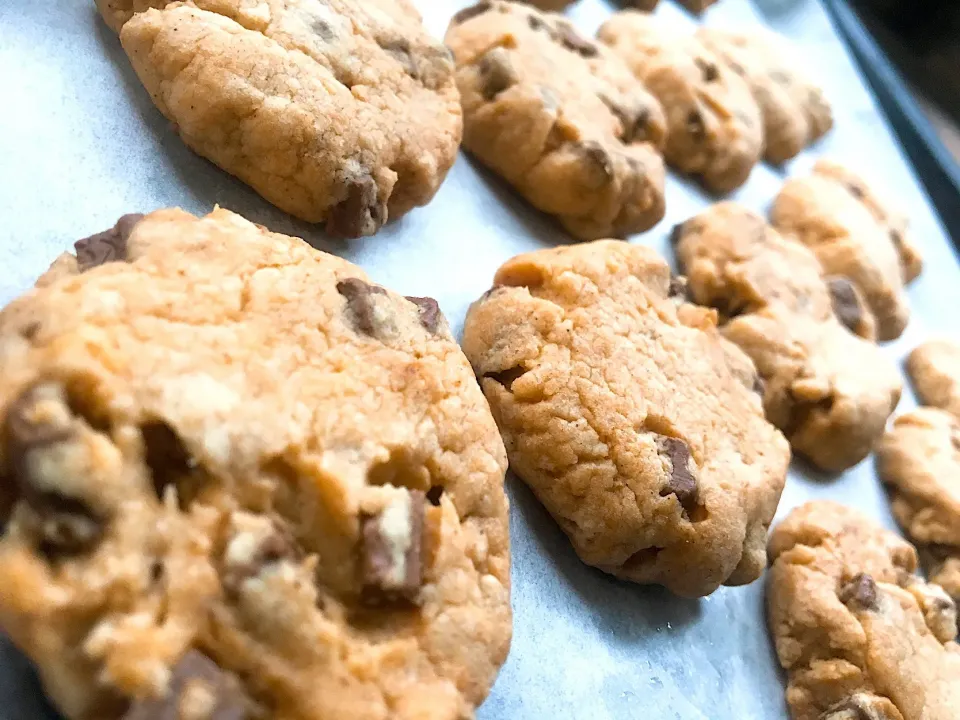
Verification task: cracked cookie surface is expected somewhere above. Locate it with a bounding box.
[696,28,832,163]
[768,501,960,720]
[771,160,921,340]
[446,1,667,240]
[0,208,510,720]
[461,240,789,598]
[674,203,901,471]
[598,10,763,193]
[100,0,461,237]
[906,340,960,418]
[877,408,960,609]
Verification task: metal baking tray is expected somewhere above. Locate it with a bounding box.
[1,1,959,717]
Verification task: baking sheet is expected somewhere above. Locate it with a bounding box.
[1,0,959,718]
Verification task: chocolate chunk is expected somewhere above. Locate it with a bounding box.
[668,275,688,301]
[580,142,614,187]
[669,222,687,246]
[123,650,247,720]
[75,213,143,272]
[656,436,699,513]
[695,58,719,82]
[556,23,599,58]
[826,277,863,333]
[380,38,417,79]
[840,573,879,610]
[846,182,864,199]
[405,296,442,333]
[687,109,706,141]
[311,18,334,41]
[451,1,491,25]
[326,174,386,238]
[337,278,387,336]
[478,47,518,100]
[527,14,545,32]
[5,384,104,558]
[600,94,651,144]
[360,489,424,604]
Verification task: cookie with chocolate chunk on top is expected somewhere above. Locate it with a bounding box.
[99,0,461,237]
[599,10,763,193]
[0,207,510,720]
[768,502,960,720]
[462,240,789,597]
[447,1,667,240]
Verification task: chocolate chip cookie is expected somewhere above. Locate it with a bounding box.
[462,241,789,598]
[771,160,921,340]
[877,408,960,612]
[907,340,960,418]
[0,208,511,719]
[674,204,901,471]
[768,501,960,720]
[446,2,667,240]
[696,28,832,163]
[100,0,462,237]
[598,11,763,193]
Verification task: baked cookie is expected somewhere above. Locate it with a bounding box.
[0,208,511,720]
[877,408,960,606]
[674,204,901,471]
[768,501,960,720]
[696,28,832,163]
[461,240,790,598]
[771,160,920,340]
[99,0,461,237]
[906,340,960,418]
[446,2,667,240]
[598,11,763,193]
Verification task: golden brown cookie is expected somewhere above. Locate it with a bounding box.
[446,1,667,240]
[768,502,960,720]
[0,208,510,720]
[771,161,920,341]
[906,340,960,418]
[598,11,763,193]
[99,0,462,237]
[696,28,832,163]
[462,240,789,598]
[877,408,960,607]
[674,204,901,471]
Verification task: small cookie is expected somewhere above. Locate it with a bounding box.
[877,408,960,608]
[0,208,510,720]
[102,0,462,237]
[906,340,960,418]
[696,28,832,163]
[462,240,789,598]
[675,204,901,471]
[598,11,763,193]
[446,2,667,239]
[768,501,960,720]
[771,160,918,340]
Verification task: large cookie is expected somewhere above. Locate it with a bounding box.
[768,501,960,720]
[877,408,960,608]
[696,28,832,163]
[771,160,921,340]
[461,240,789,598]
[674,203,901,471]
[906,340,960,418]
[0,208,510,720]
[598,11,763,193]
[99,0,461,237]
[446,2,667,240]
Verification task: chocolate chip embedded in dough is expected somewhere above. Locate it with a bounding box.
[655,436,699,513]
[379,37,418,79]
[75,213,144,272]
[477,47,518,100]
[122,650,247,720]
[599,93,652,144]
[405,296,442,333]
[668,275,689,301]
[337,278,388,336]
[451,1,491,25]
[360,489,425,605]
[695,58,719,82]
[579,142,614,188]
[669,222,687,246]
[826,277,863,333]
[839,573,879,610]
[687,110,707,142]
[556,23,599,58]
[327,174,386,238]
